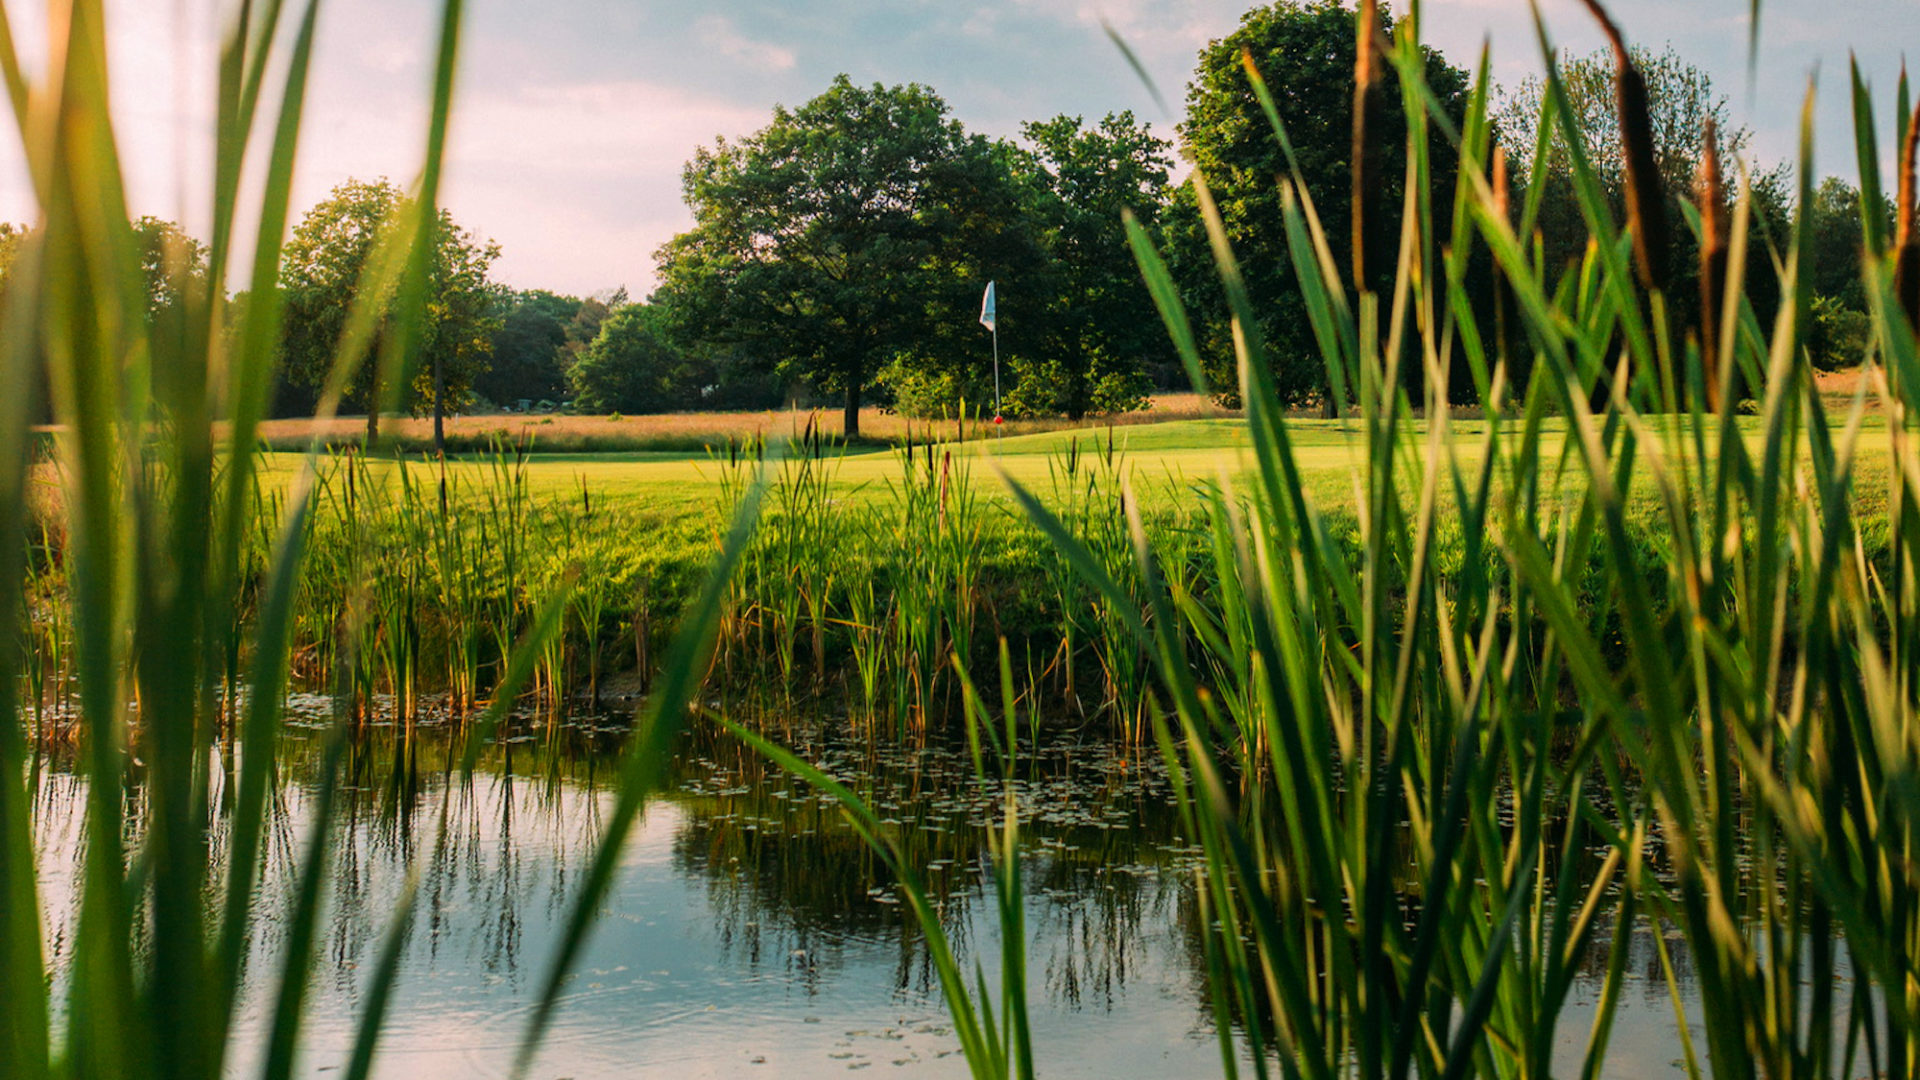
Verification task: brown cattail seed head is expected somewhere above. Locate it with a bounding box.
[1353,0,1381,94]
[1896,97,1920,331]
[1697,119,1728,411]
[1580,0,1669,292]
[1350,0,1386,292]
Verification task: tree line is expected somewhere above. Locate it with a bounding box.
[0,0,1884,440]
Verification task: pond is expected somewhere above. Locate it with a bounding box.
[27,708,1730,1078]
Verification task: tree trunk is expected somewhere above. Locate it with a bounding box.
[363,366,382,443]
[432,355,446,455]
[843,381,861,440]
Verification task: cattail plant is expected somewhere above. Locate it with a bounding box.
[1696,118,1729,411]
[1579,0,1668,293]
[759,6,1920,1080]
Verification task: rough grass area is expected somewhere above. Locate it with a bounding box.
[252,392,1232,453]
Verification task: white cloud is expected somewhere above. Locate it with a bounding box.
[455,79,766,174]
[439,79,769,293]
[696,15,798,72]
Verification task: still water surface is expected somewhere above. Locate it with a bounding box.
[30,711,1716,1078]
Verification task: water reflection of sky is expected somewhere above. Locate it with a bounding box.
[26,721,1822,1078]
[290,795,1225,1076]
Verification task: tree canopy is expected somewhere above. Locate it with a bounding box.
[1173,0,1471,408]
[131,217,210,315]
[0,218,205,315]
[235,27,1866,429]
[1803,176,1875,311]
[1001,112,1172,420]
[1496,45,1780,281]
[475,289,580,407]
[653,75,1036,436]
[568,304,710,414]
[277,177,500,442]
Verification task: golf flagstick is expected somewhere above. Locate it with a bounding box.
[980,280,1000,430]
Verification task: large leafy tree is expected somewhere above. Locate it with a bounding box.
[654,75,1034,437]
[0,218,205,313]
[278,177,501,445]
[1801,176,1882,369]
[1003,112,1171,420]
[562,287,627,367]
[131,217,209,314]
[4,219,206,422]
[1174,0,1470,408]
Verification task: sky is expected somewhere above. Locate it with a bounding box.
[0,0,1911,297]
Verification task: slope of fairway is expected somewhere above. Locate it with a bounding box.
[257,418,1289,522]
[253,410,1892,530]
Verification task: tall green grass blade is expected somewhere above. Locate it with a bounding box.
[38,3,150,1073]
[0,4,27,130]
[215,490,314,1026]
[1124,210,1210,399]
[1853,58,1889,252]
[0,232,48,1080]
[1101,24,1170,118]
[722,720,1007,1075]
[215,0,321,635]
[1530,12,1652,376]
[208,0,289,291]
[260,733,348,1080]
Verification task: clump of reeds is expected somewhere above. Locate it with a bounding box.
[1041,430,1151,732]
[751,5,1920,1080]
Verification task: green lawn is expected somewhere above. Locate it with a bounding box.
[260,412,1893,529]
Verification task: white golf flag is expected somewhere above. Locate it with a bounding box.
[979,281,996,332]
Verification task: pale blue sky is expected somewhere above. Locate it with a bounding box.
[0,0,1910,296]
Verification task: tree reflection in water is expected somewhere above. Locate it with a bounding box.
[25,707,1741,1077]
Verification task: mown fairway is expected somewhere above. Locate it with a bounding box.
[256,408,1897,525]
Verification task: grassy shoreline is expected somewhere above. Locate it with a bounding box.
[19,407,1901,737]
